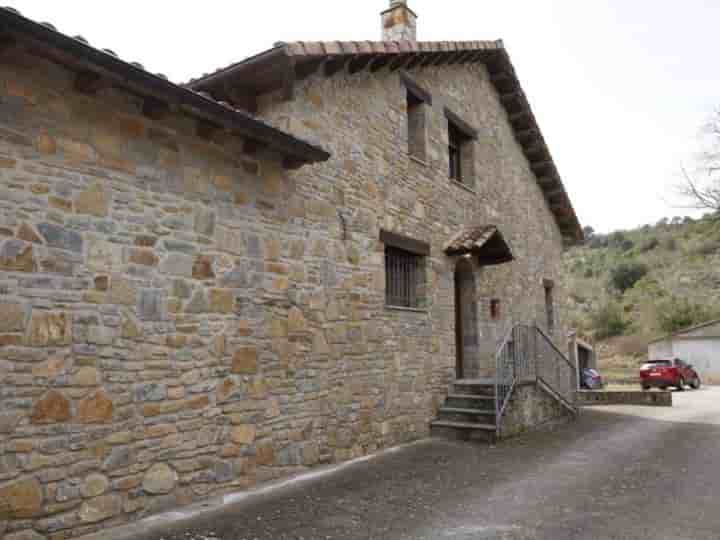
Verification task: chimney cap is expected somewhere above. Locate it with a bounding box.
[381,0,418,18]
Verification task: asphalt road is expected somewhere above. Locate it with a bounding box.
[134,388,720,540]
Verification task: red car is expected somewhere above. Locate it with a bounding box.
[640,358,701,391]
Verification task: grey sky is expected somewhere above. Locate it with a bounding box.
[13,1,719,233]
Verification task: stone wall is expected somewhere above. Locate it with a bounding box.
[0,49,571,539]
[259,61,569,375]
[576,390,672,407]
[501,383,574,438]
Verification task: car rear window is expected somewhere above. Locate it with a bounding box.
[643,360,672,369]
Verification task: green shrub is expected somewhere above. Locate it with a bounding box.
[661,237,677,251]
[655,296,715,334]
[608,232,634,251]
[590,301,629,339]
[691,239,720,256]
[588,235,608,249]
[609,262,649,293]
[639,237,659,253]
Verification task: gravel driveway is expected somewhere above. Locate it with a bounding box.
[117,387,720,540]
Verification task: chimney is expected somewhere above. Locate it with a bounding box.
[381,0,418,42]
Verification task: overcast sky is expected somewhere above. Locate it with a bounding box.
[12,1,720,233]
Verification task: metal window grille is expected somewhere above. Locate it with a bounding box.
[385,247,422,308]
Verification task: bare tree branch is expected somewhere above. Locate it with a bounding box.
[675,109,720,216]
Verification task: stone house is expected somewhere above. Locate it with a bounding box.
[0,2,582,538]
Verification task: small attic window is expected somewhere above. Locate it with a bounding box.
[401,73,431,163]
[445,108,478,187]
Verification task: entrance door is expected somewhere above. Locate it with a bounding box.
[454,259,478,380]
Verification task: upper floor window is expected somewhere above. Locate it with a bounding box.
[544,279,555,334]
[401,73,432,163]
[490,299,501,321]
[445,108,478,187]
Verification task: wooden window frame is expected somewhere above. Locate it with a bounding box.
[402,73,431,162]
[544,279,555,334]
[490,299,501,321]
[445,108,477,186]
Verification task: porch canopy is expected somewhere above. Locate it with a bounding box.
[444,225,514,266]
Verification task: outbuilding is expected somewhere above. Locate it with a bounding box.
[648,320,720,384]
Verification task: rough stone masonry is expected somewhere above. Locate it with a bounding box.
[0,3,580,540]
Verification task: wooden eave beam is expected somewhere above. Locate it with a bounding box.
[196,119,222,141]
[348,54,374,74]
[431,53,452,67]
[418,52,442,68]
[543,187,566,200]
[516,127,539,140]
[243,138,268,156]
[369,55,392,72]
[281,56,296,102]
[500,90,524,106]
[219,81,258,115]
[508,109,530,123]
[531,160,553,173]
[142,97,170,120]
[446,51,468,65]
[74,70,111,94]
[523,141,546,156]
[490,71,513,85]
[325,56,349,77]
[404,54,426,71]
[0,34,19,56]
[389,54,414,72]
[295,58,325,81]
[282,156,306,170]
[537,176,559,189]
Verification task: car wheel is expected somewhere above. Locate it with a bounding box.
[677,377,686,391]
[691,377,701,390]
[642,385,650,391]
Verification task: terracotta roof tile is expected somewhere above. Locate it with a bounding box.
[184,38,582,243]
[0,6,330,166]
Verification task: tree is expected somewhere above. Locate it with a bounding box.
[590,301,629,339]
[609,262,648,293]
[582,226,596,239]
[677,109,720,213]
[656,296,715,334]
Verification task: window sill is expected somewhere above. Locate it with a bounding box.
[385,305,429,314]
[449,179,476,194]
[408,155,428,167]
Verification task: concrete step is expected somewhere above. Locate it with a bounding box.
[452,380,497,397]
[439,407,496,416]
[430,419,497,443]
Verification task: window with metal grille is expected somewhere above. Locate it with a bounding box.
[385,246,423,308]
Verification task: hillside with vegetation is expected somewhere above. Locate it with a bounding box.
[564,215,720,381]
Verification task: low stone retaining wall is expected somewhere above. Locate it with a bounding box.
[576,390,672,407]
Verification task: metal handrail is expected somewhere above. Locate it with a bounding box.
[495,324,578,437]
[536,326,575,371]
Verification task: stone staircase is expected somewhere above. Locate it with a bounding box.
[430,379,498,443]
